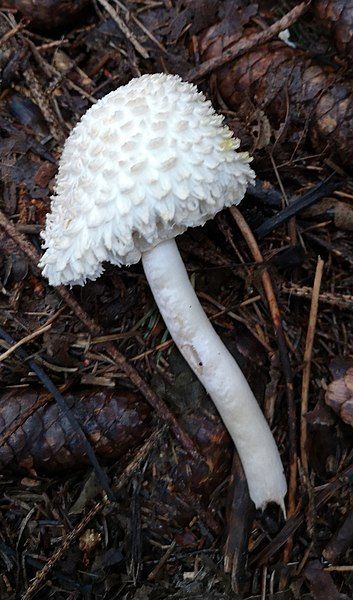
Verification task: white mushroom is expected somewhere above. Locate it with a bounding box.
[39,73,287,512]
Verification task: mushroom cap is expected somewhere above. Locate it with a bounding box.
[39,73,255,286]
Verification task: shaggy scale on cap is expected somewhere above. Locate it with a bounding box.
[40,73,255,286]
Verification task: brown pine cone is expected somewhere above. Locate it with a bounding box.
[200,33,353,166]
[313,0,353,55]
[0,387,152,472]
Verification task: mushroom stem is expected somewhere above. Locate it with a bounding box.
[142,238,287,512]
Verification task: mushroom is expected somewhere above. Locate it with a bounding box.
[39,73,287,512]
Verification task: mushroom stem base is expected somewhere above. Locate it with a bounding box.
[142,238,287,512]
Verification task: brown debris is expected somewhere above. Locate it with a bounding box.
[33,160,57,188]
[326,357,353,426]
[306,401,342,480]
[323,509,353,563]
[6,0,90,31]
[313,0,353,55]
[303,559,345,600]
[224,453,254,594]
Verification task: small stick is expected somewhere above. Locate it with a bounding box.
[198,290,273,353]
[0,306,64,361]
[131,339,173,361]
[324,565,353,572]
[281,284,352,310]
[0,17,29,46]
[27,38,97,105]
[230,207,297,521]
[0,323,52,362]
[147,541,176,581]
[97,0,149,59]
[255,177,338,239]
[187,1,310,81]
[21,427,165,600]
[22,65,65,142]
[300,258,325,476]
[114,0,167,53]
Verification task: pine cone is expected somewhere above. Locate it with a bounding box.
[199,31,353,166]
[0,387,151,472]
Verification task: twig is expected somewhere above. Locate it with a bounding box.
[97,0,149,59]
[198,290,273,353]
[102,346,201,462]
[0,306,64,362]
[300,258,324,489]
[0,17,29,46]
[0,323,51,362]
[281,284,353,310]
[0,210,43,275]
[22,64,65,142]
[21,427,165,600]
[230,207,297,520]
[0,209,202,463]
[325,565,353,572]
[187,1,310,81]
[27,38,98,105]
[147,541,176,581]
[114,0,167,53]
[269,153,298,247]
[131,339,173,361]
[255,177,338,239]
[0,325,116,504]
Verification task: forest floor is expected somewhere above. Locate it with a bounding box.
[0,1,353,598]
